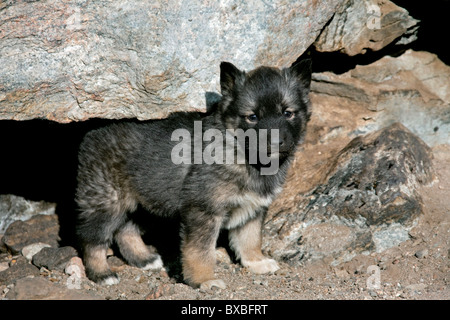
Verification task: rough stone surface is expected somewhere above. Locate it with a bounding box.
[310,50,450,147]
[5,277,102,300]
[1,214,60,254]
[0,256,40,285]
[32,246,78,271]
[263,123,434,266]
[0,194,56,234]
[314,0,419,55]
[259,50,448,267]
[65,256,86,278]
[64,257,86,290]
[146,284,176,300]
[21,242,52,261]
[0,0,343,123]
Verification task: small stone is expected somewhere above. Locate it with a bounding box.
[368,290,378,297]
[253,279,262,286]
[215,247,232,264]
[334,268,350,279]
[145,284,175,300]
[414,249,429,259]
[0,258,40,285]
[32,246,78,271]
[159,269,169,278]
[274,268,288,276]
[21,242,52,261]
[107,256,125,272]
[65,257,86,278]
[0,262,9,272]
[1,214,60,254]
[66,273,83,290]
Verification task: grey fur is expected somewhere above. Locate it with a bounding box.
[75,59,312,288]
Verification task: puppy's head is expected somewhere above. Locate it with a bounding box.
[218,59,312,161]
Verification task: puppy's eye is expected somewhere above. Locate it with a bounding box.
[283,111,294,119]
[246,114,258,122]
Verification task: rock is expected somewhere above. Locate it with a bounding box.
[310,50,450,147]
[65,257,86,278]
[415,249,429,259]
[0,235,6,253]
[0,256,40,285]
[65,257,86,290]
[1,214,60,255]
[32,246,78,271]
[0,194,56,234]
[145,284,175,300]
[264,123,434,265]
[314,0,419,55]
[5,277,102,300]
[216,247,232,264]
[0,262,9,272]
[107,256,126,273]
[0,0,344,123]
[21,243,52,261]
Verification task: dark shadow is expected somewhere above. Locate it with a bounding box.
[299,42,411,75]
[394,0,449,65]
[0,119,140,249]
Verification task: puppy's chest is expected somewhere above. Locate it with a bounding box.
[222,192,274,230]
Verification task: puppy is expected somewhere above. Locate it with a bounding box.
[75,59,312,289]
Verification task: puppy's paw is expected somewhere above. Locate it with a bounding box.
[100,274,120,286]
[199,279,227,290]
[141,255,164,271]
[93,273,120,286]
[87,269,120,286]
[244,258,280,274]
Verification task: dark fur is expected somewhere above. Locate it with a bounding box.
[75,60,312,288]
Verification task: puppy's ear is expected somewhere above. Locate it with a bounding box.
[220,62,245,96]
[288,58,312,91]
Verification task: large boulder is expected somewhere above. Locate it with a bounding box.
[0,0,345,123]
[310,50,450,147]
[262,49,448,265]
[263,123,435,265]
[314,0,419,55]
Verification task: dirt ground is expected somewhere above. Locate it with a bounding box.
[1,146,448,301]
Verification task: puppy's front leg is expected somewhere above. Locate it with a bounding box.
[229,213,279,274]
[181,212,225,289]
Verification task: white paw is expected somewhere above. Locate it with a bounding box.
[200,279,227,290]
[100,275,120,286]
[142,255,163,271]
[243,258,280,274]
